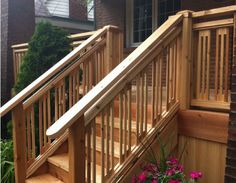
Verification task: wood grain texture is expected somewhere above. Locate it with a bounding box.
[178,110,228,144]
[178,135,226,183]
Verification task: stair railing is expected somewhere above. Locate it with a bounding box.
[0,25,123,183]
[189,6,236,110]
[46,14,184,183]
[12,30,96,83]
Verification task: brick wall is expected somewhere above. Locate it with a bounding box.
[1,0,9,106]
[181,0,235,11]
[95,0,125,32]
[1,0,35,105]
[69,0,87,21]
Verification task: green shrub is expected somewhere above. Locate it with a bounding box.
[14,21,70,94]
[1,140,14,183]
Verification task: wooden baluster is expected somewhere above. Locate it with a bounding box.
[158,57,163,119]
[119,92,124,163]
[87,125,91,183]
[144,70,148,133]
[69,73,73,108]
[173,40,177,101]
[128,85,132,152]
[76,67,80,101]
[196,33,203,99]
[39,99,43,152]
[166,47,170,111]
[47,91,51,144]
[31,105,36,159]
[169,44,173,102]
[110,100,115,170]
[92,120,96,183]
[106,106,110,175]
[58,83,62,118]
[136,75,140,144]
[155,57,160,121]
[68,115,85,183]
[151,60,156,126]
[26,108,31,160]
[12,104,27,183]
[55,87,59,121]
[43,95,47,146]
[101,110,105,182]
[205,31,211,100]
[62,80,66,114]
[83,63,86,96]
[140,73,144,137]
[73,71,76,105]
[224,28,230,102]
[124,87,128,158]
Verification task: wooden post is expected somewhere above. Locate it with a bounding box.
[106,28,113,75]
[12,103,26,183]
[178,11,193,109]
[68,115,85,183]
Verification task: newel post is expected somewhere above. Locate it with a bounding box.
[12,103,27,183]
[178,10,193,109]
[105,27,123,75]
[68,115,85,183]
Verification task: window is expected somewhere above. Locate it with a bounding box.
[158,0,181,26]
[126,0,181,47]
[133,0,152,43]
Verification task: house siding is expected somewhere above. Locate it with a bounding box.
[45,0,69,18]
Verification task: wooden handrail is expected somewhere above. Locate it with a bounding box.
[0,25,115,117]
[192,5,236,18]
[46,14,183,139]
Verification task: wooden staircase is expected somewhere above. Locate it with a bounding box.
[1,6,236,183]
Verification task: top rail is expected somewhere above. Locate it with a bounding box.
[46,14,183,139]
[192,5,236,18]
[0,25,116,117]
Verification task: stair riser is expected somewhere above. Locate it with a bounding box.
[48,163,68,183]
[95,123,136,145]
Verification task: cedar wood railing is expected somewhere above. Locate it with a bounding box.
[1,5,236,183]
[46,6,236,182]
[12,30,96,83]
[0,25,123,183]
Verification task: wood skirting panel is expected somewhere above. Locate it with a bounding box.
[178,135,227,183]
[178,110,229,144]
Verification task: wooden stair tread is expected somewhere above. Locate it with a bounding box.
[47,153,103,182]
[48,153,69,172]
[26,173,64,183]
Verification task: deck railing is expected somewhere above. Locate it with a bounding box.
[46,14,183,183]
[1,25,122,182]
[12,30,96,83]
[190,7,236,110]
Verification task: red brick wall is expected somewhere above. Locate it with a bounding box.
[181,0,235,11]
[95,0,125,32]
[69,0,87,21]
[1,0,35,105]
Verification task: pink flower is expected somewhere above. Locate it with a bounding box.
[168,180,181,183]
[177,165,184,172]
[167,157,179,166]
[152,180,158,183]
[190,171,202,179]
[138,172,146,181]
[166,169,175,176]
